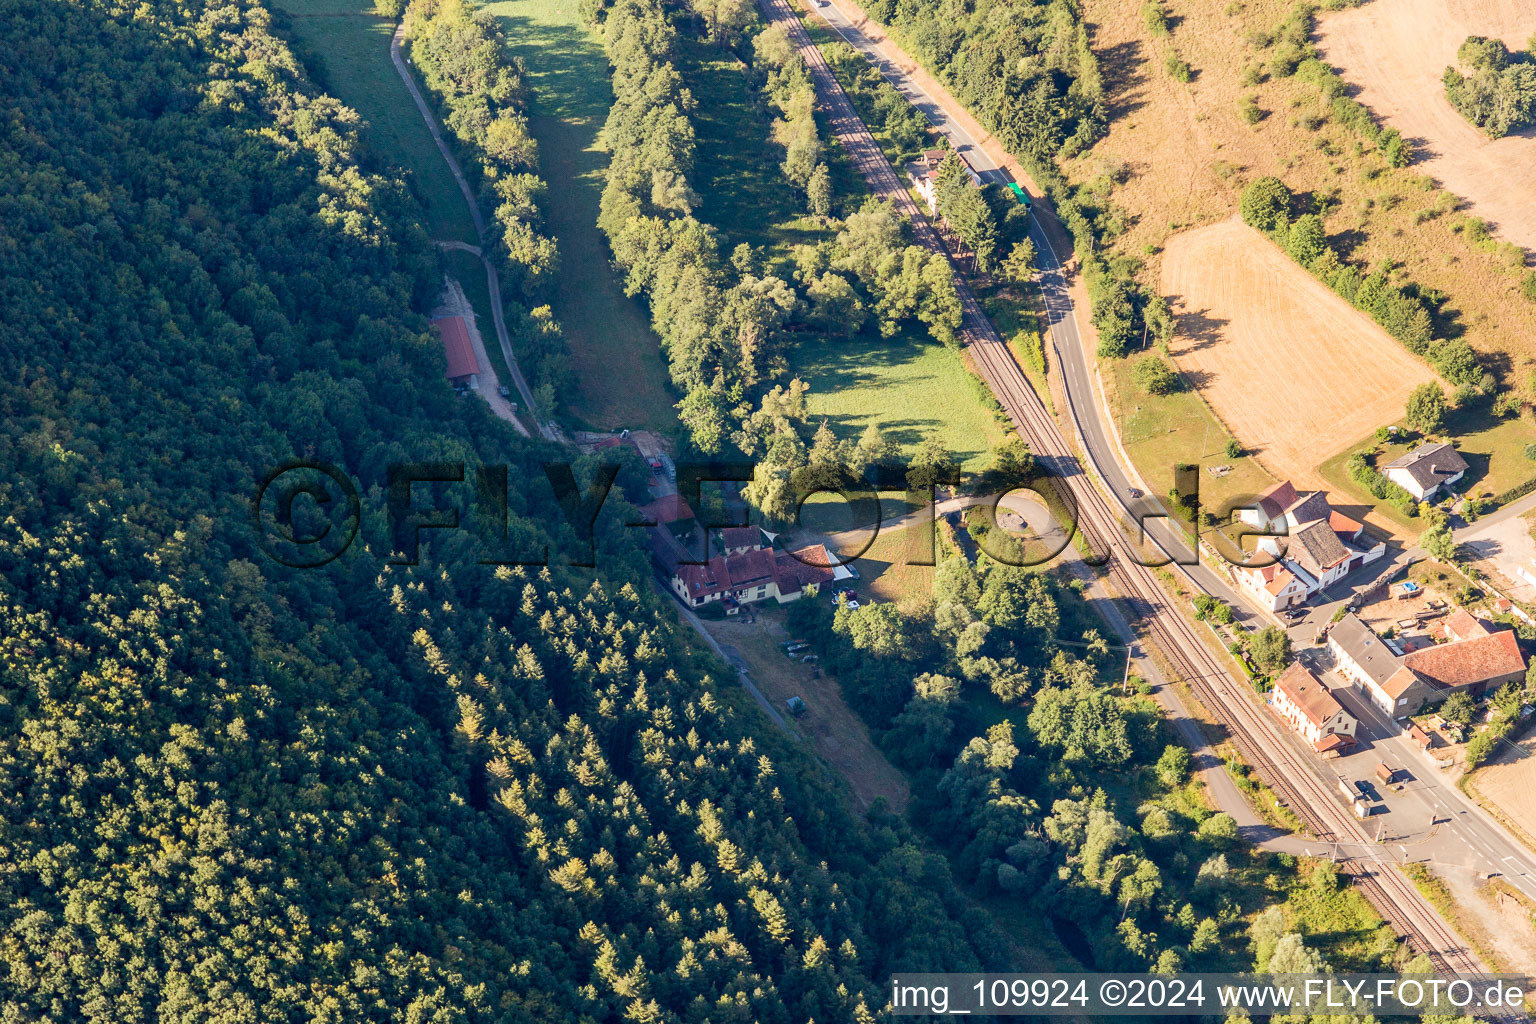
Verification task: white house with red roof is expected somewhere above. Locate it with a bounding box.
[1271,663,1357,755]
[649,526,851,611]
[1231,481,1385,610]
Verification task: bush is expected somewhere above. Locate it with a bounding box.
[1240,177,1292,234]
[1143,0,1170,36]
[1346,452,1418,516]
[1443,37,1536,138]
[1014,330,1045,374]
[1194,594,1235,624]
[1404,382,1448,434]
[1132,355,1180,395]
[1224,439,1245,459]
[1166,53,1193,83]
[1494,475,1536,506]
[1466,728,1500,768]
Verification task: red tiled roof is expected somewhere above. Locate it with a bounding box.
[432,316,479,381]
[1313,733,1355,753]
[773,548,837,596]
[721,526,763,550]
[1251,562,1300,595]
[1434,609,1489,643]
[1404,628,1525,690]
[789,543,839,568]
[1381,665,1420,699]
[641,493,696,525]
[1257,480,1299,520]
[676,548,776,601]
[1329,510,1363,538]
[1275,663,1346,727]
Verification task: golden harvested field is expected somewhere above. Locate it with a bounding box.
[1161,218,1438,489]
[1071,0,1536,364]
[1317,0,1536,253]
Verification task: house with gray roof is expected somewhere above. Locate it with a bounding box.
[1383,442,1468,501]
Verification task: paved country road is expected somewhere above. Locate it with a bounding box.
[764,0,1515,983]
[390,23,556,442]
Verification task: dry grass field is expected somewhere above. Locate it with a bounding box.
[700,612,910,812]
[1071,0,1536,363]
[1160,218,1437,489]
[1469,733,1536,858]
[1317,0,1536,253]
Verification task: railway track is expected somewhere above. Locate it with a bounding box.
[758,0,1510,994]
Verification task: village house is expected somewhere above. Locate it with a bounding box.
[1271,663,1358,755]
[1382,442,1469,501]
[720,525,767,556]
[1231,482,1385,609]
[906,148,981,215]
[649,526,851,612]
[1329,611,1526,718]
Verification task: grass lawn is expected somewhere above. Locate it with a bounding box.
[680,38,834,266]
[486,0,676,432]
[845,513,953,611]
[280,0,478,246]
[1103,354,1275,527]
[795,328,1007,474]
[1320,410,1536,538]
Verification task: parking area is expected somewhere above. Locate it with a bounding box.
[1463,513,1536,605]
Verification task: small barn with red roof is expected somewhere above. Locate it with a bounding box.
[432,315,480,388]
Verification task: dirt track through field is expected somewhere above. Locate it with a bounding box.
[1160,218,1437,489]
[1318,0,1536,252]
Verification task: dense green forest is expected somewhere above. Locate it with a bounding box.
[784,552,1424,981]
[0,0,1015,1018]
[863,0,1104,166]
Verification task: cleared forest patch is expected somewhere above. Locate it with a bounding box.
[488,0,676,431]
[1160,218,1436,489]
[1317,0,1536,253]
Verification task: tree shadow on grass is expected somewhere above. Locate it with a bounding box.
[1093,37,1149,122]
[492,6,614,122]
